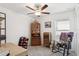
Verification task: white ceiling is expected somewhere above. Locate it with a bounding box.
[0,3,77,15]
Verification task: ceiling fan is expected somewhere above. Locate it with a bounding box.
[25,4,50,16]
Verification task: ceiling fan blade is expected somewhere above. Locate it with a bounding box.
[27,12,34,14]
[25,6,35,11]
[41,12,50,14]
[41,4,48,10]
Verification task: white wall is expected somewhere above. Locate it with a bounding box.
[0,6,32,45]
[75,5,79,56]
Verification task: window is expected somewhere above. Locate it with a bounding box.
[55,20,70,35]
[56,21,70,31]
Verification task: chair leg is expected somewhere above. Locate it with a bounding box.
[67,44,70,56]
[58,46,60,51]
[67,49,69,56]
[67,42,71,56]
[63,47,66,56]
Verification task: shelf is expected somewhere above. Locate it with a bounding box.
[31,33,40,34]
[0,28,5,30]
[0,35,6,40]
[0,12,6,46]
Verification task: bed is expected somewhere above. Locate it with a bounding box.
[0,43,28,56]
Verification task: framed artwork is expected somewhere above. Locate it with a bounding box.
[45,21,51,28]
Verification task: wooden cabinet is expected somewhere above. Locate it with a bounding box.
[43,32,51,47]
[31,20,41,46]
[0,12,6,46]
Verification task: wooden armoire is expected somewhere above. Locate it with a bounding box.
[31,20,41,46]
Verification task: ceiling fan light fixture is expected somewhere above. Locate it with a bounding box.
[35,12,41,16]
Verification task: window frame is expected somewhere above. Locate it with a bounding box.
[55,20,70,36]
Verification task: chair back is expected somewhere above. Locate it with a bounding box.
[67,32,74,42]
[18,36,28,49]
[60,32,68,42]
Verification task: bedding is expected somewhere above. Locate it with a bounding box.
[0,43,28,56]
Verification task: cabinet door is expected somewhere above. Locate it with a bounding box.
[43,32,50,47]
[31,38,41,46]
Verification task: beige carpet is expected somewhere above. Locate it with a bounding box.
[27,46,76,56]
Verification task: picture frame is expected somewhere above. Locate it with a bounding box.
[45,21,51,28]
